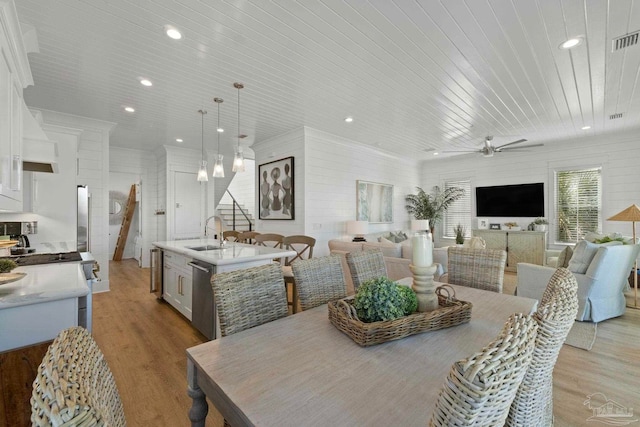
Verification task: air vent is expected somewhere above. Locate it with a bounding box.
[609,113,624,120]
[612,32,639,51]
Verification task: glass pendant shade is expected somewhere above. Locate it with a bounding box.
[197,160,208,182]
[232,148,245,173]
[213,154,225,178]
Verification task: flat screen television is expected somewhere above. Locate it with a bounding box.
[476,183,544,217]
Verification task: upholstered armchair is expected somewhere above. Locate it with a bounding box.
[517,242,640,322]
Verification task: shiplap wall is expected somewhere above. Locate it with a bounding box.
[422,131,640,249]
[110,147,158,267]
[155,147,167,242]
[220,159,256,218]
[253,127,421,256]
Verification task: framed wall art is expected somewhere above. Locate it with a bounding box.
[477,218,489,229]
[356,180,393,223]
[489,223,501,230]
[258,156,294,220]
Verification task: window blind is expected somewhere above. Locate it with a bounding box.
[443,179,471,239]
[556,167,601,242]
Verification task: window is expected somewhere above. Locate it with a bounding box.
[443,179,471,239]
[555,167,602,242]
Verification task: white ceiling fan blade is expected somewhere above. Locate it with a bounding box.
[495,138,528,149]
[441,150,480,153]
[498,143,544,151]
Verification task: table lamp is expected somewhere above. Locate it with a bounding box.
[411,219,430,232]
[608,204,640,309]
[347,220,369,242]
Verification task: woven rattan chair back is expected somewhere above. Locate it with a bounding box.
[222,230,241,242]
[31,327,126,427]
[255,233,284,249]
[238,231,261,244]
[447,247,507,293]
[429,313,538,427]
[291,254,347,311]
[212,263,289,337]
[346,249,388,291]
[506,268,579,427]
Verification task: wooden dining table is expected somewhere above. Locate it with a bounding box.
[186,281,538,427]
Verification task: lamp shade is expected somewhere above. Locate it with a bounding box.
[411,219,430,231]
[347,220,369,235]
[608,204,640,222]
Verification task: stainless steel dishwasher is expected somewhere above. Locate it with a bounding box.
[189,260,216,340]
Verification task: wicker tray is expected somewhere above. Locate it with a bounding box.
[328,285,472,347]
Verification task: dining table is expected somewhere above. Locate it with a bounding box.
[186,280,538,427]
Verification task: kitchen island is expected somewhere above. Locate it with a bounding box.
[0,263,89,352]
[152,239,296,339]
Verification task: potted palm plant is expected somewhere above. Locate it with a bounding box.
[405,186,465,234]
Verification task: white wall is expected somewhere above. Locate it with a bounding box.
[220,158,256,217]
[421,131,640,249]
[252,127,421,256]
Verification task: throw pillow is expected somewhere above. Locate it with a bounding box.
[557,246,574,268]
[380,236,396,245]
[567,240,599,274]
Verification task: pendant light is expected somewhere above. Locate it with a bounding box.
[232,82,245,173]
[196,109,208,182]
[212,97,225,178]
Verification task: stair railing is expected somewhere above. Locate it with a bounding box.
[225,190,253,231]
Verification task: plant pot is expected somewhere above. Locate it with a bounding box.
[534,224,547,232]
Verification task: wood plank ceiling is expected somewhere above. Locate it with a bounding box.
[14,0,640,160]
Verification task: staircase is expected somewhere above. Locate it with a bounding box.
[217,203,255,231]
[113,184,137,261]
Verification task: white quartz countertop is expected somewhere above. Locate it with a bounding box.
[0,263,89,309]
[153,239,297,265]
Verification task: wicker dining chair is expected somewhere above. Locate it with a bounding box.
[237,231,261,244]
[291,254,347,311]
[31,327,126,427]
[211,263,289,337]
[222,230,241,242]
[506,268,578,427]
[429,313,538,427]
[282,235,316,312]
[445,247,507,293]
[346,248,388,291]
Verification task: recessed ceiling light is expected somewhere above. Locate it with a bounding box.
[344,116,353,123]
[124,106,135,113]
[433,152,439,156]
[176,138,183,142]
[165,25,182,40]
[560,37,582,49]
[139,78,153,87]
[581,125,591,130]
[217,127,224,133]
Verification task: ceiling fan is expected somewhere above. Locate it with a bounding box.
[443,136,544,157]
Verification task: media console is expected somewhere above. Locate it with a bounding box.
[472,229,546,272]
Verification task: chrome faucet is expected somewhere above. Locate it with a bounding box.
[204,215,225,248]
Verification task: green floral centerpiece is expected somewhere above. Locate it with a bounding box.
[0,259,17,273]
[353,277,418,322]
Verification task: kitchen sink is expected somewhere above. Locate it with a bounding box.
[187,245,224,251]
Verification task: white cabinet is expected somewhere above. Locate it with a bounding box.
[0,0,32,211]
[162,251,193,320]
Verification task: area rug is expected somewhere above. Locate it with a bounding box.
[564,321,597,350]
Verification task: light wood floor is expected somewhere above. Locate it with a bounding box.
[98,261,640,427]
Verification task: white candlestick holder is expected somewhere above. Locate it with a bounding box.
[410,263,439,312]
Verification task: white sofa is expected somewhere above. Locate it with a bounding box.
[328,236,448,294]
[517,241,640,322]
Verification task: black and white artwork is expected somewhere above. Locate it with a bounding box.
[258,156,294,220]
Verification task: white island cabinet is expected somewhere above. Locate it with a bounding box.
[0,263,89,352]
[152,239,296,329]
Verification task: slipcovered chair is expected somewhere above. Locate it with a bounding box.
[211,263,288,337]
[506,268,579,426]
[346,248,387,291]
[517,242,640,322]
[31,327,126,427]
[442,247,507,293]
[291,254,347,311]
[429,313,537,426]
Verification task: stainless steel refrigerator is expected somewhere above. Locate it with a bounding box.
[77,185,90,252]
